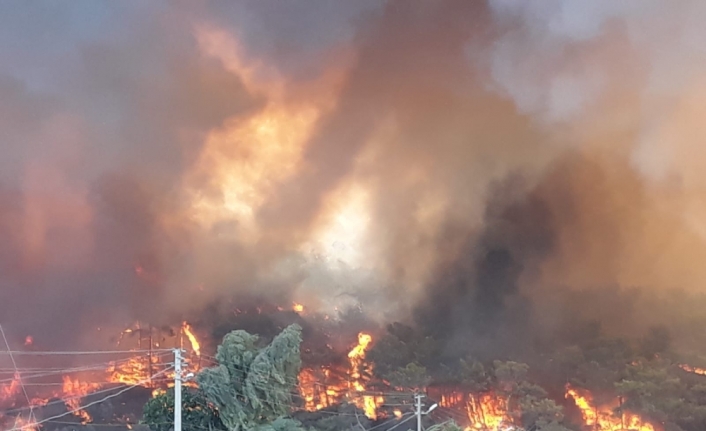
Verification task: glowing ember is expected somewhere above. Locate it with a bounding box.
[566,385,656,431]
[293,303,305,313]
[62,376,100,423]
[680,364,706,375]
[0,373,20,403]
[10,415,37,431]
[439,390,511,430]
[182,322,201,356]
[23,336,32,347]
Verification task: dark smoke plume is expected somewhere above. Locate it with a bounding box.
[2,0,706,363]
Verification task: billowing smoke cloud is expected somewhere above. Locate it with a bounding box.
[2,0,706,358]
[412,0,706,356]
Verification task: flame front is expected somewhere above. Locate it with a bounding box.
[347,333,384,419]
[438,391,510,430]
[465,394,507,430]
[182,322,201,356]
[62,376,101,423]
[566,385,656,431]
[680,364,706,375]
[299,332,383,419]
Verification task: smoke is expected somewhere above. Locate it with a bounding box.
[411,0,706,357]
[3,0,706,358]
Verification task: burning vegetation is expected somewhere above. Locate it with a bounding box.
[4,1,706,431]
[3,303,706,431]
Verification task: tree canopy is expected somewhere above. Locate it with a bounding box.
[143,324,304,431]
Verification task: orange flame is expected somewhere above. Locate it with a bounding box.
[0,373,20,405]
[347,333,383,419]
[298,332,383,419]
[293,303,305,313]
[465,393,508,430]
[566,385,656,431]
[62,376,100,423]
[10,415,38,431]
[439,390,510,430]
[182,322,201,356]
[680,364,706,375]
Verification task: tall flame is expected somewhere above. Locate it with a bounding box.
[182,322,201,356]
[347,333,383,419]
[438,390,510,430]
[566,385,656,431]
[298,332,383,419]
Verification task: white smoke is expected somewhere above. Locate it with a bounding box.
[485,0,706,187]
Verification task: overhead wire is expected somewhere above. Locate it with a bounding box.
[0,345,420,428]
[0,353,173,384]
[0,325,35,425]
[5,366,174,431]
[0,349,174,356]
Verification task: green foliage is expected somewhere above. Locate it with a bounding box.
[367,323,438,377]
[639,326,672,359]
[383,362,431,389]
[457,359,492,392]
[197,324,304,431]
[616,362,700,431]
[492,361,566,430]
[142,388,225,431]
[249,417,307,431]
[426,420,463,431]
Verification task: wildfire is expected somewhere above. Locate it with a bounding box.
[10,415,37,431]
[0,373,20,403]
[298,332,383,419]
[62,376,101,423]
[465,394,508,430]
[0,320,209,431]
[565,385,656,431]
[182,322,201,356]
[293,303,305,313]
[107,355,158,386]
[679,364,706,375]
[438,391,510,430]
[347,333,384,419]
[298,367,346,411]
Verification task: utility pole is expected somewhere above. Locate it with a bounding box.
[414,393,437,431]
[174,348,183,431]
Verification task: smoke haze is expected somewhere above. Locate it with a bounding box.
[2,0,706,355]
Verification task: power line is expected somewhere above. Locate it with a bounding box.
[0,325,35,425]
[0,354,173,384]
[0,349,173,356]
[365,413,414,431]
[1,379,158,416]
[6,367,174,431]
